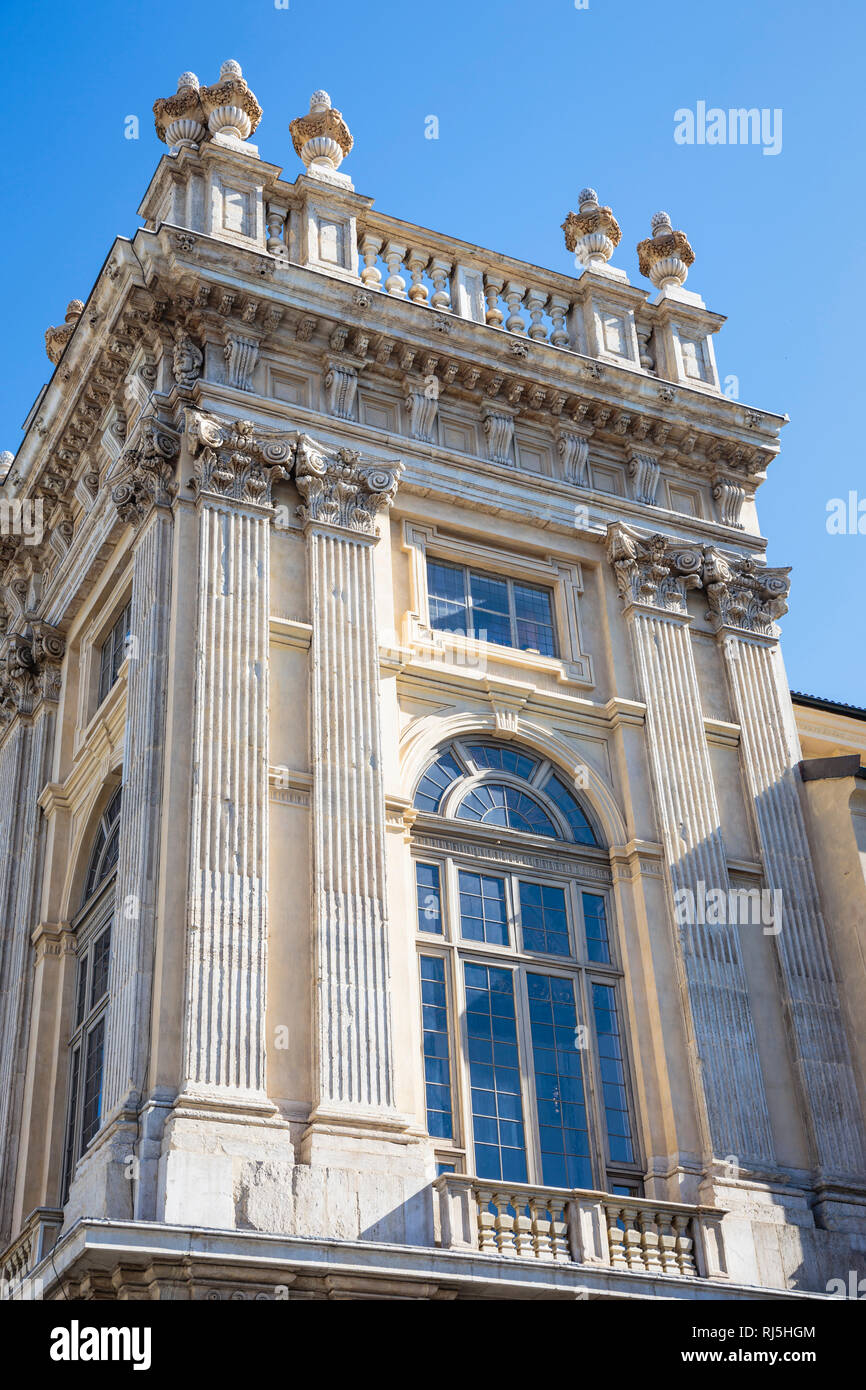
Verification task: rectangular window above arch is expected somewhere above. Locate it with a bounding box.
[399,522,595,688]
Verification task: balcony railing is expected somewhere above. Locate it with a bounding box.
[0,1207,63,1296]
[434,1175,729,1280]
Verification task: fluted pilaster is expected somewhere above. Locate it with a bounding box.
[297,435,403,1117]
[101,507,173,1118]
[607,523,774,1165]
[707,552,866,1175]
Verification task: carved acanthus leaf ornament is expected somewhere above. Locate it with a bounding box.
[188,413,292,507]
[111,416,181,527]
[295,435,402,534]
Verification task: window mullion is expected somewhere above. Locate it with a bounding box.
[515,964,542,1187]
[506,577,518,649]
[578,969,609,1190]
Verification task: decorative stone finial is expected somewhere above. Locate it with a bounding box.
[0,451,13,478]
[562,189,622,273]
[637,211,695,290]
[45,300,84,364]
[153,61,262,153]
[201,60,262,146]
[290,90,354,182]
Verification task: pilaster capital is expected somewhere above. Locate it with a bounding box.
[295,434,402,536]
[110,414,181,528]
[703,546,790,638]
[187,411,293,509]
[606,521,702,616]
[0,619,65,720]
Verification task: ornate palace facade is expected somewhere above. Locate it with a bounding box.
[1,60,864,1301]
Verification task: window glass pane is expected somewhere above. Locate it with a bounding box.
[90,925,112,1006]
[414,750,463,813]
[420,957,453,1140]
[467,571,511,647]
[80,1016,105,1150]
[583,893,611,964]
[527,973,593,1189]
[437,1162,456,1175]
[464,963,526,1183]
[519,881,571,957]
[62,1046,82,1203]
[542,775,597,845]
[83,827,105,904]
[466,744,537,781]
[512,582,556,657]
[456,783,558,838]
[415,862,442,934]
[458,871,508,946]
[427,560,468,635]
[592,983,634,1164]
[74,956,88,1028]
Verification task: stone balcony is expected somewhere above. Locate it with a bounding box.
[435,1175,729,1281]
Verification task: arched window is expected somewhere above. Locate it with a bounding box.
[61,787,121,1203]
[412,741,640,1195]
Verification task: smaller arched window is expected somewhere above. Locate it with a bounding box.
[413,741,598,846]
[62,786,121,1203]
[81,787,122,907]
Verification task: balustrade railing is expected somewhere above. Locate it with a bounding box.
[434,1175,729,1280]
[357,212,581,352]
[0,1208,63,1295]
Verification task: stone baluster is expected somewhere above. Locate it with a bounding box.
[359,233,383,289]
[405,249,430,304]
[503,281,527,335]
[673,1214,697,1276]
[605,523,775,1167]
[704,549,866,1181]
[491,1192,515,1255]
[483,273,505,326]
[295,436,403,1124]
[604,1204,628,1268]
[656,1211,679,1274]
[383,241,408,297]
[550,1201,569,1262]
[638,1208,664,1274]
[512,1198,532,1257]
[265,203,288,257]
[530,1199,553,1260]
[525,287,548,341]
[548,294,570,348]
[429,257,452,311]
[621,1205,644,1270]
[477,1190,499,1253]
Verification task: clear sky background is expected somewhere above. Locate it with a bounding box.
[1,0,862,703]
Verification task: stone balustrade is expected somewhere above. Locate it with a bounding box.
[434,1175,729,1280]
[0,1207,63,1295]
[357,212,576,350]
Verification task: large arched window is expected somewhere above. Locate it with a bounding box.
[61,787,121,1203]
[412,741,640,1196]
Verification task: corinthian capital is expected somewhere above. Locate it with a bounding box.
[703,547,790,637]
[606,521,703,615]
[111,415,181,527]
[188,412,293,508]
[0,621,65,719]
[295,435,402,535]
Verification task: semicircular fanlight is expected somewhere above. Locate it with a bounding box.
[455,782,558,838]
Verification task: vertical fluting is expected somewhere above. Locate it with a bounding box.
[630,610,774,1164]
[0,717,51,1237]
[183,500,270,1095]
[723,636,865,1174]
[102,509,173,1117]
[308,527,395,1111]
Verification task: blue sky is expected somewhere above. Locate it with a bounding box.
[1,0,863,702]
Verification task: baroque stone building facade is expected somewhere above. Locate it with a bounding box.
[0,60,864,1301]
